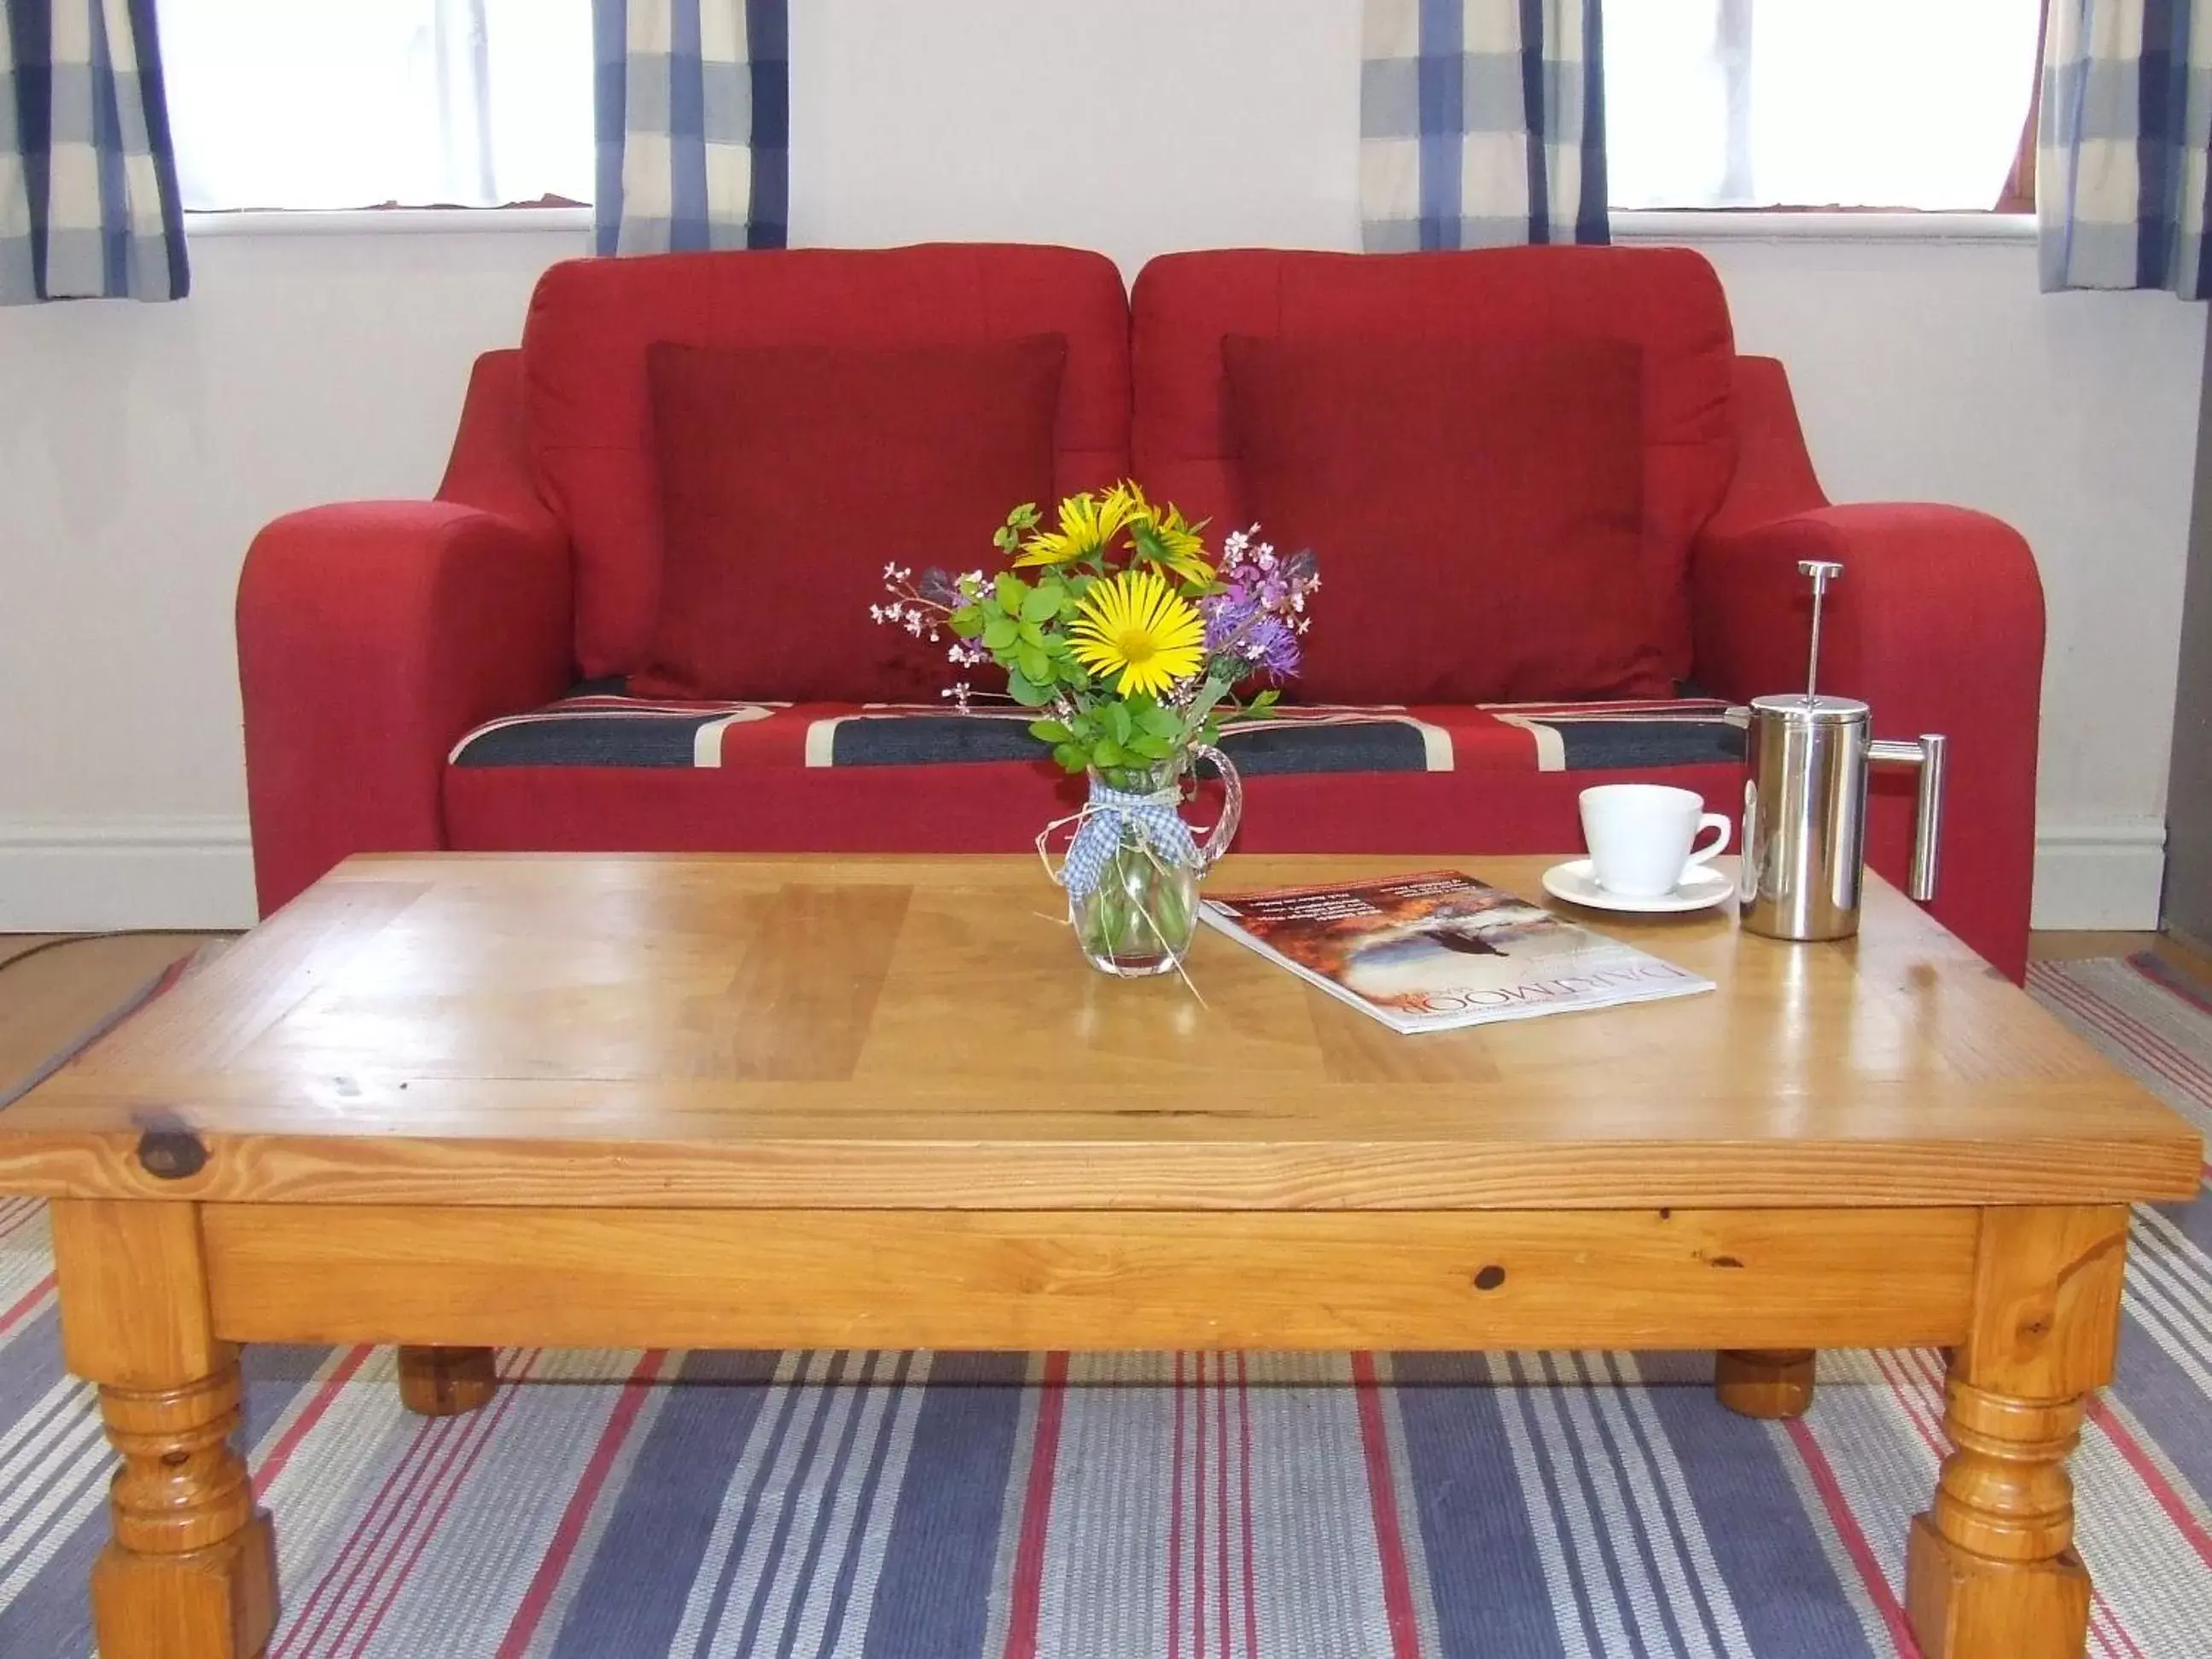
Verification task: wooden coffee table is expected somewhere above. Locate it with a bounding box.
[0,853,2198,1658]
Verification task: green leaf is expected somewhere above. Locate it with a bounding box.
[1016,620,1047,649]
[1106,701,1133,743]
[1051,742,1088,774]
[995,573,1026,614]
[981,614,1019,652]
[948,605,983,635]
[1030,719,1074,744]
[1127,731,1172,760]
[1017,643,1052,684]
[1134,700,1180,739]
[1007,668,1052,707]
[1249,688,1282,712]
[1020,583,1060,623]
[1091,736,1126,769]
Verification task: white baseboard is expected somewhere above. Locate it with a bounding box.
[2032,819,2168,931]
[0,816,256,932]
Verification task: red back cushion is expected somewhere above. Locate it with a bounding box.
[631,337,1065,703]
[1132,247,1737,681]
[522,245,1132,678]
[1225,335,1663,704]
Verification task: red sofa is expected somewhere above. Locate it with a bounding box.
[237,242,2044,977]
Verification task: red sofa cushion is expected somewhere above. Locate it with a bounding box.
[521,244,1133,679]
[441,694,1744,881]
[1131,247,1738,682]
[1222,334,1666,703]
[632,336,1065,702]
[444,760,1748,867]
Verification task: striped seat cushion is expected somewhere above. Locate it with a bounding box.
[450,688,1746,777]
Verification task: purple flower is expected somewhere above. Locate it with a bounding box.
[1202,591,1260,656]
[1201,528,1316,684]
[1242,614,1301,678]
[1202,601,1296,676]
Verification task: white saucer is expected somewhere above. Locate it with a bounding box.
[1540,858,1735,915]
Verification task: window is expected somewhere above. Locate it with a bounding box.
[161,0,593,211]
[1604,0,2043,211]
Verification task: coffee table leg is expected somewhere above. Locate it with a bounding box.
[1906,1207,2128,1659]
[50,1201,277,1659]
[398,1346,498,1417]
[1714,1348,1815,1418]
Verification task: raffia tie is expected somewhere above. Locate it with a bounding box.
[1037,779,1201,903]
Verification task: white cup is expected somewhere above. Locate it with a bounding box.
[1579,783,1732,899]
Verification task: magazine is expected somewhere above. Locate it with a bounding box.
[1200,869,1714,1033]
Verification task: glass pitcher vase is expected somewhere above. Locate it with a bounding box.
[1055,745,1243,978]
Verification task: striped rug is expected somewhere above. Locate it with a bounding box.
[0,954,2207,1656]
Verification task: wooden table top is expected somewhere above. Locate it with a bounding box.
[0,853,2197,1210]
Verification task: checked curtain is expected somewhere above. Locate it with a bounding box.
[594,0,787,256]
[2040,0,2212,296]
[0,0,187,305]
[1360,0,1609,251]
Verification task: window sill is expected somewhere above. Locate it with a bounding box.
[183,207,594,237]
[177,205,2034,248]
[1611,210,2036,245]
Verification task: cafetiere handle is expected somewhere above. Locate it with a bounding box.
[1868,734,1947,903]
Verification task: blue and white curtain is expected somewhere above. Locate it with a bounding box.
[2040,0,2212,296]
[0,0,187,304]
[593,0,788,257]
[1359,0,1609,252]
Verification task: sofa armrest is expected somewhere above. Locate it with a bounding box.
[237,352,572,914]
[1691,504,2045,979]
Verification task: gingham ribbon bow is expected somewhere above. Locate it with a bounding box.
[1055,779,1202,903]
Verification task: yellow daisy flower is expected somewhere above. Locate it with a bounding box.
[1106,482,1212,585]
[1015,483,1142,568]
[1138,501,1215,585]
[1069,568,1207,698]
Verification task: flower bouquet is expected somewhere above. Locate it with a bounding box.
[874,482,1319,976]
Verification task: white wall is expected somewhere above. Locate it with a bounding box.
[0,224,589,927]
[0,0,2201,928]
[793,0,1365,276]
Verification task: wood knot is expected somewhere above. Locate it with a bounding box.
[1708,1254,1745,1269]
[135,1129,208,1181]
[1473,1265,1507,1291]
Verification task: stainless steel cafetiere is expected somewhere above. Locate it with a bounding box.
[1738,561,1948,942]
